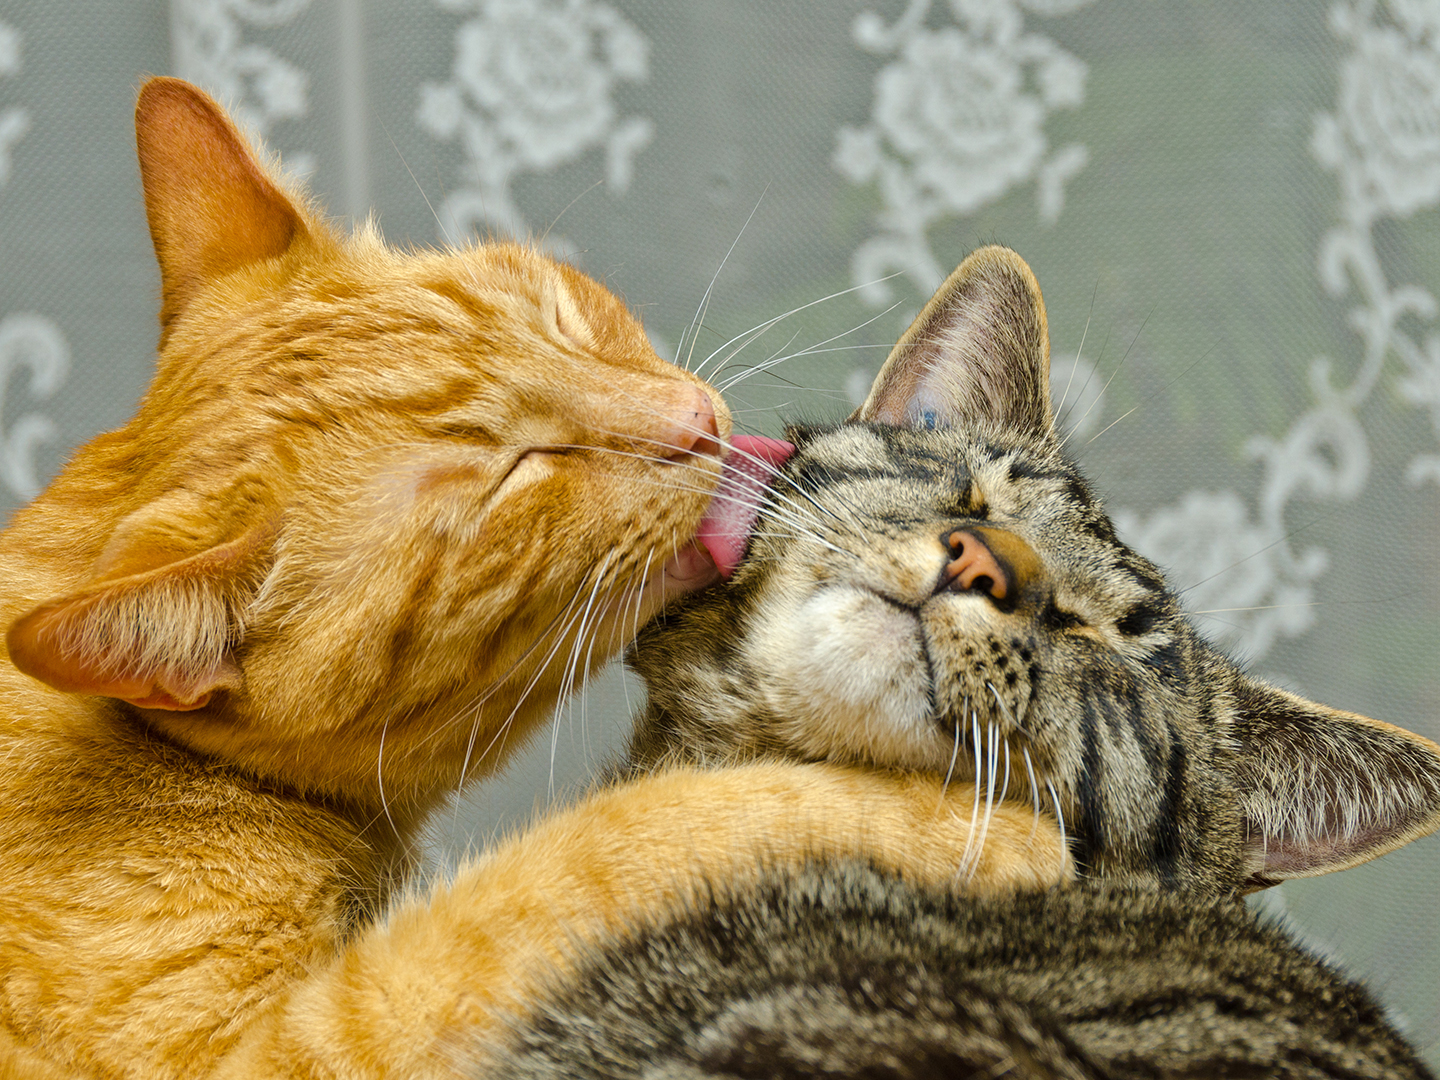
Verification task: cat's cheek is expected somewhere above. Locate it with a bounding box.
[762,587,942,769]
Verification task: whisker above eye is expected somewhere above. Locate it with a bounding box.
[692,271,904,379]
[939,710,963,815]
[716,306,903,393]
[682,187,769,374]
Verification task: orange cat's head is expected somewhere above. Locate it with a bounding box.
[1,78,729,821]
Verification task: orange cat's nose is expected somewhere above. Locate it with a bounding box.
[656,388,723,460]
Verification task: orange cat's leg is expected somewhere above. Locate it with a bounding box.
[215,761,1069,1079]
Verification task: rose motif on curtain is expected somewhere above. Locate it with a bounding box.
[835,0,1093,305]
[1114,493,1318,658]
[869,31,1045,216]
[1327,23,1440,217]
[418,0,653,244]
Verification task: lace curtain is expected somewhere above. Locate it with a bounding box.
[2,0,1437,1059]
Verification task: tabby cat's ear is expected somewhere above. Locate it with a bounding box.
[855,246,1054,440]
[1232,678,1440,888]
[5,521,271,711]
[135,77,308,330]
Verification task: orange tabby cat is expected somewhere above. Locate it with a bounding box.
[0,79,1065,1079]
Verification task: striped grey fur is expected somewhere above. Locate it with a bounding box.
[487,248,1440,1078]
[488,865,1434,1080]
[626,246,1440,897]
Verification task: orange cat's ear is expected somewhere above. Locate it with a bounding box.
[135,77,307,329]
[1233,678,1440,888]
[6,526,271,711]
[855,246,1054,440]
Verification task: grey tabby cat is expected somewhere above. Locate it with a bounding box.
[486,247,1440,1079]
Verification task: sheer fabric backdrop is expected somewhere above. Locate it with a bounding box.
[2,0,1437,1060]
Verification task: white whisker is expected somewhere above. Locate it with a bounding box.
[940,708,963,814]
[1046,779,1068,865]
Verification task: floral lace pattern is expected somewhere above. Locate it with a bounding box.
[417,0,653,244]
[0,315,70,502]
[834,0,1094,305]
[0,22,67,504]
[1117,0,1440,658]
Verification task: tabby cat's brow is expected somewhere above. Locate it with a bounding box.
[726,441,867,537]
[754,483,862,547]
[570,448,843,550]
[571,426,866,545]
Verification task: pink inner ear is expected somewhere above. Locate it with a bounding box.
[696,435,795,579]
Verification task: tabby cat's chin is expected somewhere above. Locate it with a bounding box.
[762,584,943,770]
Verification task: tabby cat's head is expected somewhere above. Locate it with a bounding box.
[628,246,1440,894]
[1,79,728,822]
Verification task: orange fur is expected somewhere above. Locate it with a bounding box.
[0,79,1067,1078]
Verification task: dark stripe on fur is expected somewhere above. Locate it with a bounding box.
[488,865,1434,1080]
[1072,697,1107,873]
[1150,739,1188,885]
[1116,600,1164,637]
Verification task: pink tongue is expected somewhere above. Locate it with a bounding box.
[696,434,796,579]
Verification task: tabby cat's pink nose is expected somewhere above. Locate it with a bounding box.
[944,530,1010,600]
[942,527,1041,604]
[658,388,722,460]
